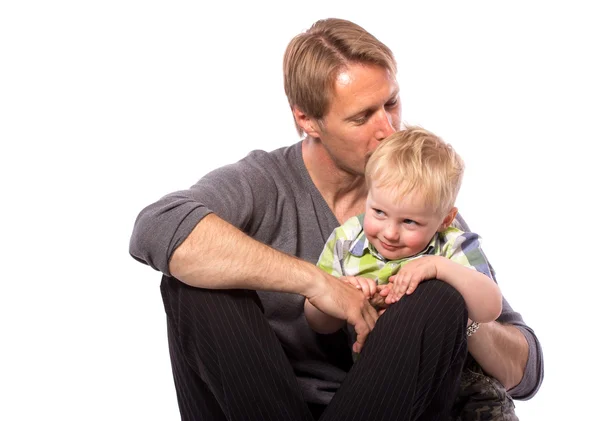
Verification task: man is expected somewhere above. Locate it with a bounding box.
[130,18,543,420]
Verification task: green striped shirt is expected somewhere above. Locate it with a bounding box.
[317,215,492,284]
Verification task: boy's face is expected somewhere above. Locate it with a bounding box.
[363,184,455,260]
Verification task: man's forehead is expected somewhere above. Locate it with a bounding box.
[329,65,399,114]
[336,71,352,87]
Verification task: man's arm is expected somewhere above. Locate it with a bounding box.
[303,223,348,335]
[130,149,320,292]
[170,213,319,291]
[173,213,378,348]
[468,295,544,398]
[452,213,544,398]
[130,160,379,347]
[466,320,528,391]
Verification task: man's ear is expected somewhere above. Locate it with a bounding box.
[292,106,321,138]
[438,207,458,232]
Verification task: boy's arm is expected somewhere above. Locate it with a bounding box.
[384,255,502,322]
[438,230,502,322]
[304,299,345,333]
[434,257,502,323]
[383,230,502,322]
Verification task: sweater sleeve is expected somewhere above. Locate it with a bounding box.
[129,150,278,276]
[452,212,544,400]
[496,298,545,400]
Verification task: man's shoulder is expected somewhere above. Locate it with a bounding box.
[220,141,303,185]
[243,141,301,166]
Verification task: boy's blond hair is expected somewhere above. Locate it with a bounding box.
[365,126,464,215]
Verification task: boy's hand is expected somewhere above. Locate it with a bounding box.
[370,285,391,314]
[381,256,440,304]
[339,276,377,299]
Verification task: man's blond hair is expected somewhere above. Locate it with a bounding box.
[365,126,464,215]
[283,18,397,136]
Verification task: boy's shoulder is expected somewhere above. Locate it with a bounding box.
[334,214,365,241]
[439,226,466,241]
[437,226,483,253]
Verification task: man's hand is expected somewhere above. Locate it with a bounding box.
[339,276,377,299]
[380,256,439,304]
[340,276,390,315]
[307,275,379,353]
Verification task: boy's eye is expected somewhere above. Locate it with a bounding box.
[403,219,416,225]
[373,208,385,216]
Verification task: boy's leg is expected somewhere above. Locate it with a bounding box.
[160,275,314,421]
[451,356,519,421]
[321,280,468,421]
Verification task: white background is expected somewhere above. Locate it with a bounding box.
[1,1,598,420]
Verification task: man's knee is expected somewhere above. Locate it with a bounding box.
[422,279,466,313]
[388,279,465,313]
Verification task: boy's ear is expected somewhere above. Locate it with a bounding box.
[292,106,321,138]
[438,207,458,232]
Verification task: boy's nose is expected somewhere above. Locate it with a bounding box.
[383,224,399,241]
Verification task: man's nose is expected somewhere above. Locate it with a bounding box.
[374,109,395,141]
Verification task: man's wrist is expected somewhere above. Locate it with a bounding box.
[467,321,480,337]
[303,267,332,299]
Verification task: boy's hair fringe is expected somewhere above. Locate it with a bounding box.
[365,125,464,214]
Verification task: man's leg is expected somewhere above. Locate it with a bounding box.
[321,280,468,421]
[161,275,314,421]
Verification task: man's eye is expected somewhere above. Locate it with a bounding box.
[353,116,368,125]
[385,97,399,108]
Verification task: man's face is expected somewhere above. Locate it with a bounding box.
[316,63,401,176]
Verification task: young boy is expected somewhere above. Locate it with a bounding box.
[304,125,517,420]
[304,126,503,350]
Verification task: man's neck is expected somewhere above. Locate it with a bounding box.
[302,137,368,224]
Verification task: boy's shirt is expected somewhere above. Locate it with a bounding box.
[317,214,493,284]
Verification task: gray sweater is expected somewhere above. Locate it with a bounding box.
[130,141,544,404]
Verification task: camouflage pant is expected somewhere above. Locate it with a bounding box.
[450,356,519,421]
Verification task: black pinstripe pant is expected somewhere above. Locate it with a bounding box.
[161,276,468,421]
